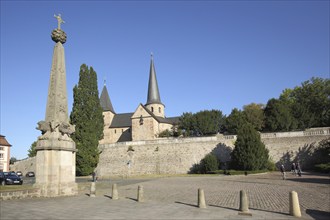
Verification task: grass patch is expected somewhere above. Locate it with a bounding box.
[0,185,35,192]
[207,169,268,175]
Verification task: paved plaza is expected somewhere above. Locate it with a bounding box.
[1,172,329,219]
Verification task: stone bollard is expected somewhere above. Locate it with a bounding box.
[289,191,301,217]
[198,188,207,208]
[238,190,252,216]
[112,183,119,200]
[90,182,96,197]
[137,185,144,202]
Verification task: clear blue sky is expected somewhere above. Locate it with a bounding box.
[1,0,329,160]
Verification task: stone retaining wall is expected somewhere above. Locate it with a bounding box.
[96,127,329,177]
[10,157,35,176]
[0,188,40,200]
[11,128,329,177]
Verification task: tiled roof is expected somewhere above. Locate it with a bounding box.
[109,113,134,128]
[0,135,12,146]
[146,54,163,105]
[100,85,115,113]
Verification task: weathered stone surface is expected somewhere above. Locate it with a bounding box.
[112,183,119,200]
[137,185,144,202]
[33,18,77,197]
[51,29,67,44]
[12,128,329,178]
[96,128,329,177]
[239,190,250,214]
[289,191,301,217]
[198,188,206,208]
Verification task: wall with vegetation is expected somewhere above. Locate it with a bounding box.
[11,127,329,176]
[96,127,329,177]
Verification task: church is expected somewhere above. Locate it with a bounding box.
[99,55,180,144]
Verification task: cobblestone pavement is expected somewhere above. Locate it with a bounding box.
[1,172,329,219]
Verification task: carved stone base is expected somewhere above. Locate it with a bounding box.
[34,132,77,197]
[34,182,78,197]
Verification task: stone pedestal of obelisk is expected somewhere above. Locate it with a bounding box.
[34,14,78,197]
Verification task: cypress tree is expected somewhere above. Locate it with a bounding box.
[230,123,269,171]
[70,64,104,176]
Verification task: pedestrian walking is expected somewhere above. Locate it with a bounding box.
[291,163,296,175]
[280,164,286,180]
[297,162,302,177]
[92,171,96,182]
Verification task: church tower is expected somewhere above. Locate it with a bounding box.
[100,81,115,113]
[99,81,116,144]
[145,54,165,118]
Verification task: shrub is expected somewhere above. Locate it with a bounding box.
[314,163,330,173]
[127,146,135,152]
[266,159,276,171]
[200,153,219,174]
[158,129,172,137]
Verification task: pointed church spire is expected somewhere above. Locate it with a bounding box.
[100,82,115,113]
[146,53,163,105]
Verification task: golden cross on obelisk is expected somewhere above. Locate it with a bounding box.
[54,14,65,30]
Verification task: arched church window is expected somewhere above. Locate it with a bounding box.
[159,107,161,113]
[151,107,154,112]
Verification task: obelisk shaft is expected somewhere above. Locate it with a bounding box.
[45,42,69,124]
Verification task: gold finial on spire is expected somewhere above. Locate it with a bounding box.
[54,14,65,30]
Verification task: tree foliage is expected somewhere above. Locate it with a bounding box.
[70,64,104,176]
[264,98,296,131]
[275,77,330,130]
[10,157,17,165]
[27,141,37,158]
[230,123,269,170]
[179,110,225,136]
[224,108,246,134]
[243,103,265,131]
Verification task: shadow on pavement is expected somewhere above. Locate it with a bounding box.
[249,207,291,217]
[126,197,138,202]
[209,204,292,217]
[306,209,330,220]
[104,195,112,199]
[208,204,237,211]
[287,177,330,185]
[175,201,197,208]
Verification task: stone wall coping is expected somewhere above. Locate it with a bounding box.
[100,127,329,148]
[100,136,219,148]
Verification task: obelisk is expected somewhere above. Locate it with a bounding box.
[34,14,78,197]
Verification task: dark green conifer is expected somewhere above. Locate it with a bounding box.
[70,64,104,176]
[230,123,269,171]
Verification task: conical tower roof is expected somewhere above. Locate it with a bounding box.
[100,83,115,113]
[146,54,163,105]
